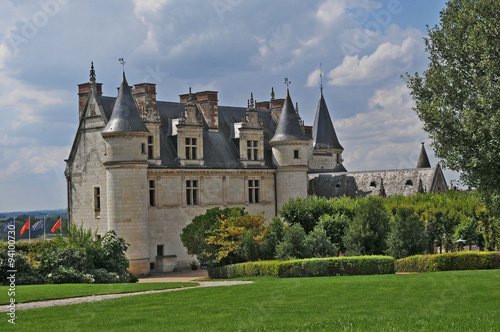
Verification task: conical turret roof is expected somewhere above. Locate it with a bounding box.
[417,142,431,168]
[102,73,149,134]
[270,90,308,143]
[312,91,343,150]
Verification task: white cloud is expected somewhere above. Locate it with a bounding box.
[328,36,420,86]
[132,0,171,21]
[307,68,321,87]
[337,84,427,170]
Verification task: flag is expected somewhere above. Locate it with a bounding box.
[2,219,14,232]
[32,219,45,231]
[51,218,61,233]
[20,219,30,235]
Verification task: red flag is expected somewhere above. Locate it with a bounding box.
[20,218,30,235]
[51,218,62,233]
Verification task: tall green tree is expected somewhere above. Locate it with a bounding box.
[405,0,500,199]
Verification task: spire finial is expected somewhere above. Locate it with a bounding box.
[90,61,96,82]
[189,87,192,94]
[319,63,323,94]
[249,92,255,108]
[119,58,126,73]
[271,87,275,100]
[296,102,299,113]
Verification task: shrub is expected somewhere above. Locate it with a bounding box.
[261,217,285,260]
[343,197,389,256]
[208,256,395,279]
[46,266,84,284]
[304,223,336,258]
[318,213,350,253]
[386,207,427,259]
[91,268,120,284]
[395,251,500,273]
[275,224,310,260]
[0,250,43,285]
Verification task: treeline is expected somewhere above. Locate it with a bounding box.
[0,214,67,242]
[181,191,499,266]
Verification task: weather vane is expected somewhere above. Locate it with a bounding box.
[119,58,126,72]
[284,77,292,89]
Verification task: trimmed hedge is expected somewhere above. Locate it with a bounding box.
[395,252,500,273]
[208,256,395,279]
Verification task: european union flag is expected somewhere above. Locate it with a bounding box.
[2,220,14,232]
[32,219,45,231]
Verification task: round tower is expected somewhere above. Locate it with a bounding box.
[270,89,309,211]
[101,73,151,275]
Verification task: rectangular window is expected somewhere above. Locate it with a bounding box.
[94,187,101,211]
[294,150,299,159]
[247,140,258,161]
[157,245,164,257]
[148,136,154,159]
[186,180,198,205]
[149,180,156,207]
[185,137,197,160]
[248,179,260,204]
[141,143,146,154]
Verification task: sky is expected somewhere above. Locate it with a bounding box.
[0,0,454,212]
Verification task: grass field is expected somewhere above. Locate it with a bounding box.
[3,270,500,331]
[0,282,197,305]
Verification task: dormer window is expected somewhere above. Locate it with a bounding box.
[185,137,197,160]
[247,140,258,160]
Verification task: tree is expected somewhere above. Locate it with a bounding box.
[275,224,310,260]
[342,197,389,256]
[386,207,427,259]
[404,0,500,198]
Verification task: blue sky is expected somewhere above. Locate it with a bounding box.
[0,0,453,212]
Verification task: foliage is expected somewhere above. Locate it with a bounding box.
[404,0,500,198]
[395,251,500,273]
[1,224,135,285]
[280,196,357,234]
[208,256,395,279]
[317,213,350,253]
[386,207,427,259]
[180,207,228,264]
[0,251,43,285]
[275,223,310,260]
[206,210,267,265]
[304,223,336,258]
[260,217,285,260]
[342,197,389,256]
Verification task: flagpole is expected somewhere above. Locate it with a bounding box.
[43,217,46,240]
[29,217,31,242]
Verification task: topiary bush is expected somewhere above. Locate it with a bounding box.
[209,256,395,279]
[395,251,500,273]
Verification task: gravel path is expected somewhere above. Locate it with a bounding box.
[0,281,253,312]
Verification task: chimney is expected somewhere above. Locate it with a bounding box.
[132,83,157,119]
[270,98,285,122]
[256,101,270,110]
[78,82,102,120]
[179,90,219,131]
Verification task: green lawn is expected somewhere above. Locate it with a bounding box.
[4,270,500,331]
[0,282,197,305]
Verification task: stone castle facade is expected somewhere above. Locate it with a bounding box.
[65,64,447,274]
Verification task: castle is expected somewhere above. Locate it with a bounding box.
[65,64,447,274]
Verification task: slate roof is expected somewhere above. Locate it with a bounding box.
[99,94,278,169]
[270,90,308,143]
[102,74,150,134]
[312,92,343,150]
[309,165,447,198]
[417,142,431,168]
